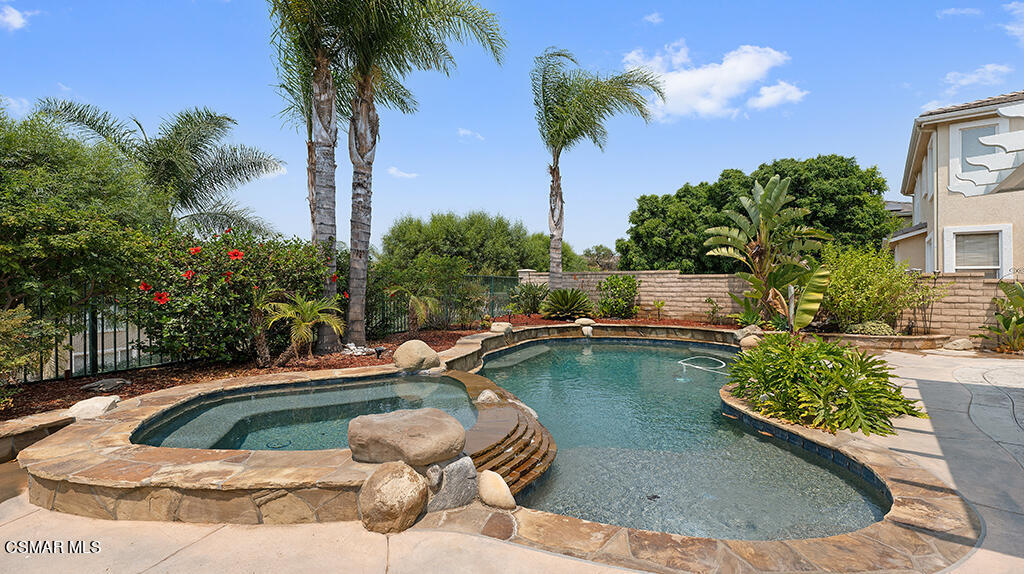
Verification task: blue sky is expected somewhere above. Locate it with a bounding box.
[3,1,1023,254]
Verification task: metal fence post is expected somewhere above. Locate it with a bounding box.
[88,305,98,376]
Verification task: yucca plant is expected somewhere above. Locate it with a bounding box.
[540,288,593,320]
[263,293,345,365]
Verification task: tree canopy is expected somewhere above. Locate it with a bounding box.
[378,212,588,276]
[617,155,899,273]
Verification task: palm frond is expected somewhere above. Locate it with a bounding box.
[38,98,139,156]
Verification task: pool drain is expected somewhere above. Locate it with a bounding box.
[266,439,292,449]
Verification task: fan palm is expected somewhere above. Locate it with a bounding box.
[270,0,505,348]
[263,292,345,365]
[531,47,663,280]
[38,99,280,235]
[704,175,831,318]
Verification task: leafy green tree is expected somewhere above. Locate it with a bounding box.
[582,245,617,270]
[522,233,589,273]
[531,47,662,278]
[0,108,160,316]
[38,99,279,235]
[617,156,899,272]
[380,212,531,275]
[270,0,505,347]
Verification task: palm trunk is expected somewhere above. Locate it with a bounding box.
[310,52,340,354]
[548,152,564,288]
[346,76,378,346]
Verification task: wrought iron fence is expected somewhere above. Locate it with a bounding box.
[17,274,519,384]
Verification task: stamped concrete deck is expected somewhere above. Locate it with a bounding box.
[1,349,1022,573]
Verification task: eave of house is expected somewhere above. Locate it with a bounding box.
[888,221,928,243]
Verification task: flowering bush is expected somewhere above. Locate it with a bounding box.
[129,229,330,362]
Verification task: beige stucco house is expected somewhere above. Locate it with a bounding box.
[890,90,1024,279]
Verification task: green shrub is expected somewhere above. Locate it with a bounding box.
[541,288,593,320]
[728,296,764,328]
[820,244,945,331]
[596,275,640,318]
[0,305,59,409]
[129,229,329,363]
[847,321,897,336]
[729,334,925,436]
[508,282,549,315]
[977,281,1024,352]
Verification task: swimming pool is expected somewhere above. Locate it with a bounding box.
[133,376,477,451]
[480,339,890,540]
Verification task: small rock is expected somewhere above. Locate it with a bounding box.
[425,464,443,489]
[581,326,593,338]
[575,318,596,326]
[943,338,976,351]
[68,395,120,420]
[475,389,501,404]
[79,378,130,392]
[739,335,762,350]
[349,408,466,466]
[490,322,513,334]
[478,470,516,509]
[735,324,764,341]
[393,340,441,372]
[426,455,478,512]
[358,461,428,534]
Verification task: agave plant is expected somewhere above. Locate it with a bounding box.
[263,293,345,365]
[705,175,831,319]
[540,288,594,320]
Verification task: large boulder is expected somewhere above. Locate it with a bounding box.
[574,317,596,326]
[739,335,762,350]
[393,340,441,372]
[478,470,515,509]
[426,455,478,512]
[348,408,466,466]
[735,324,763,341]
[358,461,428,533]
[943,338,976,351]
[68,395,120,420]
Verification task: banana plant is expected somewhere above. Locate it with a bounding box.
[791,265,830,332]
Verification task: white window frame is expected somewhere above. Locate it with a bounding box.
[948,117,1010,195]
[925,132,936,200]
[943,224,1013,279]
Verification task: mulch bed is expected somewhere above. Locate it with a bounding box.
[1,329,481,421]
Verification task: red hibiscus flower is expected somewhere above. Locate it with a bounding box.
[224,271,233,282]
[188,246,202,255]
[224,227,232,234]
[330,273,338,283]
[228,249,244,260]
[253,285,259,290]
[182,270,195,280]
[343,291,349,299]
[139,281,152,291]
[389,291,396,298]
[152,292,169,305]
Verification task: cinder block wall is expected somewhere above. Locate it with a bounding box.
[517,269,746,322]
[520,269,1019,339]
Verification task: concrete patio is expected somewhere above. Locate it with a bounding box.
[0,349,1021,573]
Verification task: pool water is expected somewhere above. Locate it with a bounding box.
[134,376,477,451]
[479,339,889,540]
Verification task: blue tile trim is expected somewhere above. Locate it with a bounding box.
[721,400,892,502]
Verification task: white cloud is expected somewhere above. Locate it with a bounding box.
[642,12,663,25]
[457,127,484,141]
[623,40,795,118]
[1,95,31,117]
[944,63,1013,94]
[747,80,808,109]
[936,7,982,18]
[0,4,38,32]
[56,82,71,92]
[387,166,418,179]
[1004,2,1024,45]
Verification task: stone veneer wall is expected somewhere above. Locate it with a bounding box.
[520,269,1020,340]
[517,269,746,322]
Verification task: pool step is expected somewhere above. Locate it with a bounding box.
[466,405,556,495]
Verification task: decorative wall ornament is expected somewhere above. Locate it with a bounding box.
[947,104,1022,196]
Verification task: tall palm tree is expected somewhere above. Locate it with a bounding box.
[270,0,505,347]
[38,99,280,235]
[531,48,663,283]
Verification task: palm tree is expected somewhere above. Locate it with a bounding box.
[704,174,831,318]
[385,285,440,333]
[270,0,505,348]
[531,47,663,283]
[263,292,345,365]
[38,99,280,235]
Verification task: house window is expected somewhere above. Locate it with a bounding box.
[954,233,1000,278]
[960,125,997,172]
[943,224,1013,279]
